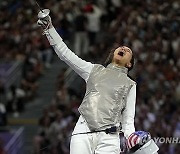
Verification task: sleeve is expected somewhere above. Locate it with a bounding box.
[44,27,94,82]
[121,84,136,139]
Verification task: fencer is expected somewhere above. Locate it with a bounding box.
[37,9,158,154]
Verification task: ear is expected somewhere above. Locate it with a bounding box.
[126,62,132,68]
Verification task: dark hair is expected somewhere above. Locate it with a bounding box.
[104,48,135,72]
[104,49,114,67]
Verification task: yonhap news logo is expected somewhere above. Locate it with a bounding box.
[153,137,180,144]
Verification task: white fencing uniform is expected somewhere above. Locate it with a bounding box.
[70,116,120,154]
[44,27,136,154]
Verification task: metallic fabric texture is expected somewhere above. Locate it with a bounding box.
[78,63,135,131]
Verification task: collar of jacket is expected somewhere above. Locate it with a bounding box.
[107,63,128,74]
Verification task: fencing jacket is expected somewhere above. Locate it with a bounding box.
[44,27,136,138]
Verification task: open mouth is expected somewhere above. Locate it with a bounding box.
[118,51,124,56]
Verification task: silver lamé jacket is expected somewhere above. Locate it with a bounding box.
[79,64,135,131]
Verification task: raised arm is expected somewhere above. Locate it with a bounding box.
[37,9,94,82]
[121,84,136,139]
[45,27,94,82]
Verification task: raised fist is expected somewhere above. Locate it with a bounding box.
[37,9,52,30]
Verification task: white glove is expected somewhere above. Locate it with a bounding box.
[37,9,52,31]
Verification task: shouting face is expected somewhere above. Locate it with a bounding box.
[112,46,133,69]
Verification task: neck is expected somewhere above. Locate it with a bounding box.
[112,61,126,68]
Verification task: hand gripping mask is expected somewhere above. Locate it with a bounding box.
[127,131,159,154]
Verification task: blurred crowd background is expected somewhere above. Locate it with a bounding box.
[0,0,179,154]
